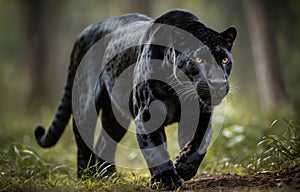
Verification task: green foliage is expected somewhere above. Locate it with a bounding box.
[246,120,300,173]
[0,144,149,191]
[200,104,297,174]
[0,144,73,191]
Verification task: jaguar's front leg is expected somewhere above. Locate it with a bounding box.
[175,111,212,181]
[135,118,182,190]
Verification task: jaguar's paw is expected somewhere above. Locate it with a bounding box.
[174,146,205,181]
[149,171,182,190]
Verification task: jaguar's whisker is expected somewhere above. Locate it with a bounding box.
[185,89,198,102]
[177,86,196,101]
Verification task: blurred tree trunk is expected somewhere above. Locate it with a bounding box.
[21,0,65,109]
[21,0,48,108]
[121,0,152,16]
[243,0,287,110]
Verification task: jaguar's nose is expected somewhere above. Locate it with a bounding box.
[213,85,226,97]
[212,86,227,97]
[210,83,228,103]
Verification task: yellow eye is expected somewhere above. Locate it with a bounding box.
[222,57,230,64]
[195,57,203,63]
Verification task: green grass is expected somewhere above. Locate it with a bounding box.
[0,144,72,191]
[0,101,299,191]
[0,144,150,192]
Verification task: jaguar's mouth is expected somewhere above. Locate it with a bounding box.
[196,83,229,108]
[198,94,224,108]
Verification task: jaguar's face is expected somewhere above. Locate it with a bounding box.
[174,26,236,107]
[192,46,233,106]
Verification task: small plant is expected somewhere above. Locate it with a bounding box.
[1,144,70,178]
[0,144,72,191]
[78,164,125,191]
[246,120,300,173]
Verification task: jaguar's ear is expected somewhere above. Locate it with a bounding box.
[220,26,237,50]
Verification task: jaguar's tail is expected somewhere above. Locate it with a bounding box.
[34,70,73,148]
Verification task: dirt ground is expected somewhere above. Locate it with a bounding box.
[181,164,300,192]
[137,164,300,192]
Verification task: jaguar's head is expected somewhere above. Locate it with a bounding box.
[155,10,237,107]
[176,25,237,107]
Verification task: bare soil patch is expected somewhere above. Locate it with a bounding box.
[182,164,300,192]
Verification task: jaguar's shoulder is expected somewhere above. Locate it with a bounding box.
[154,9,200,25]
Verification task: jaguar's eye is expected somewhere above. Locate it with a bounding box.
[222,57,230,64]
[195,57,203,64]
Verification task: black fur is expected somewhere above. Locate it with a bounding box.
[34,9,236,190]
